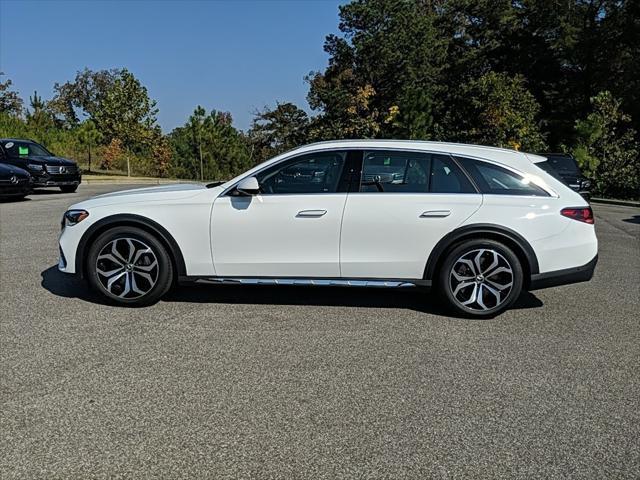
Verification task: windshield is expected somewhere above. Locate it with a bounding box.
[543,155,579,174]
[2,140,52,158]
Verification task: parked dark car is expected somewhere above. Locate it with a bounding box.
[0,138,81,193]
[536,153,591,200]
[0,163,32,200]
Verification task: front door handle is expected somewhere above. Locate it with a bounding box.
[420,210,451,218]
[297,209,327,218]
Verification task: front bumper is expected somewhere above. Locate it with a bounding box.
[32,173,81,187]
[529,255,598,290]
[0,181,31,197]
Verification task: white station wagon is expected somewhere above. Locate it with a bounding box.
[58,140,598,317]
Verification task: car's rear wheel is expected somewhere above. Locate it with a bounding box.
[438,239,523,318]
[60,185,78,193]
[86,227,173,307]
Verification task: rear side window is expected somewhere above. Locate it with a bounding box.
[359,151,476,194]
[360,151,431,192]
[456,156,550,196]
[430,154,476,194]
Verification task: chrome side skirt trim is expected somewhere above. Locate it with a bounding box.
[182,276,430,288]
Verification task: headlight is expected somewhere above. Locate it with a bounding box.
[28,163,45,171]
[581,179,591,189]
[63,209,89,227]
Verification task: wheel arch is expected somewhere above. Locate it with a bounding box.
[75,213,187,279]
[424,224,539,288]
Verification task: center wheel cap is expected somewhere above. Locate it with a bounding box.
[476,274,484,283]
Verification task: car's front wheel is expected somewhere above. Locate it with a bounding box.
[438,239,523,318]
[86,226,173,306]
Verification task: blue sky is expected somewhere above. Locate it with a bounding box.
[0,0,344,131]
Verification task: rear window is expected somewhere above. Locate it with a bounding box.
[456,156,550,196]
[544,155,579,175]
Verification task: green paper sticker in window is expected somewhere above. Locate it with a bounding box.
[18,146,29,155]
[384,157,391,165]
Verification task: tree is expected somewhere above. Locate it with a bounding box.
[26,91,55,132]
[77,120,102,172]
[151,136,172,178]
[94,69,158,152]
[572,91,639,199]
[102,138,124,171]
[48,68,123,126]
[248,102,310,161]
[453,72,546,151]
[0,73,23,116]
[307,0,448,140]
[169,107,251,181]
[187,106,206,181]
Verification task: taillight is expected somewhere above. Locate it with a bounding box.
[561,207,594,224]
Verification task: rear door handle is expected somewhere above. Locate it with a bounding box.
[420,210,451,218]
[297,209,327,218]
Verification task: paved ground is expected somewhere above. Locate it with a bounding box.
[1,184,639,479]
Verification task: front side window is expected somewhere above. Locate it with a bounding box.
[360,151,431,193]
[256,151,347,194]
[456,156,550,196]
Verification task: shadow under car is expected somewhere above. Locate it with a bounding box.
[41,265,543,317]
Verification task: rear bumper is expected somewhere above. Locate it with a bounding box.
[529,255,598,290]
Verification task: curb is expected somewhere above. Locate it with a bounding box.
[591,198,640,208]
[82,179,187,185]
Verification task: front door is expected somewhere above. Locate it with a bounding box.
[340,150,483,279]
[211,150,353,277]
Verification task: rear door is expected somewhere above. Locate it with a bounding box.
[340,150,483,279]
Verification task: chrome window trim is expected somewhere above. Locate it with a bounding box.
[221,146,558,198]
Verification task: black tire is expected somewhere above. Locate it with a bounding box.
[60,185,78,193]
[438,239,523,318]
[86,226,173,307]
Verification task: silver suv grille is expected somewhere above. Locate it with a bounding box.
[46,165,78,175]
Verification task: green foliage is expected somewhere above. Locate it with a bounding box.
[94,69,158,152]
[307,0,447,140]
[454,72,546,151]
[0,73,23,116]
[248,102,310,161]
[572,91,640,199]
[1,1,639,197]
[49,68,124,126]
[168,107,252,181]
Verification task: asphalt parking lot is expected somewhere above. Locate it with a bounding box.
[1,184,639,479]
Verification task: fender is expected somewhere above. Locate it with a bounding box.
[75,213,187,278]
[423,223,540,282]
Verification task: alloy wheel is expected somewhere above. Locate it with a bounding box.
[95,237,159,299]
[449,248,514,312]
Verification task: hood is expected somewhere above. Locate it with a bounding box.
[0,163,30,177]
[70,183,209,209]
[21,155,77,166]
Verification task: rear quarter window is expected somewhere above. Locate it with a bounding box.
[456,156,550,196]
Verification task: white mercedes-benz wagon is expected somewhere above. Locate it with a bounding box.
[58,140,597,317]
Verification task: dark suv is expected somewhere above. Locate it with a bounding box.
[536,153,591,200]
[0,138,81,193]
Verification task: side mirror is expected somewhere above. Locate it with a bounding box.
[236,176,260,196]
